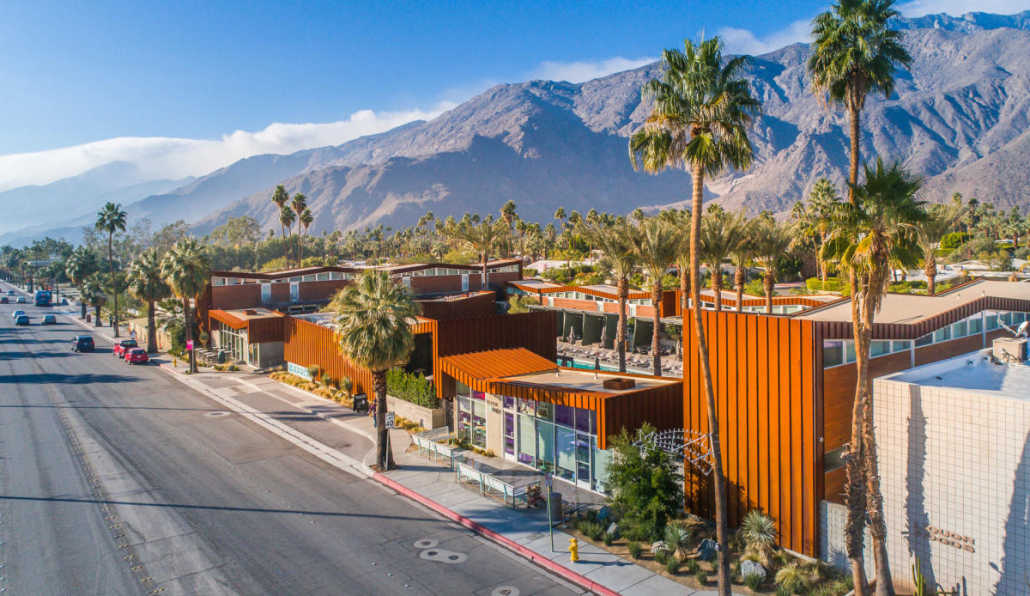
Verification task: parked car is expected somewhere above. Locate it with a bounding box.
[15,296,26,304]
[14,314,29,326]
[0,297,7,304]
[11,310,25,319]
[41,314,57,325]
[71,336,95,352]
[113,339,138,358]
[6,290,14,295]
[125,348,149,365]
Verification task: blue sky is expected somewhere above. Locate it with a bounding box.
[0,0,1026,189]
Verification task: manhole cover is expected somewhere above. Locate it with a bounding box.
[419,548,466,564]
[492,588,519,596]
[204,411,232,418]
[413,539,437,549]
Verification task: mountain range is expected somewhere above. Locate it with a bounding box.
[3,10,1029,246]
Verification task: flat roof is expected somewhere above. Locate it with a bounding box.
[883,348,1030,402]
[223,308,282,321]
[796,280,1030,324]
[507,368,676,394]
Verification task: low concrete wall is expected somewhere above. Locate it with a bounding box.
[387,395,446,430]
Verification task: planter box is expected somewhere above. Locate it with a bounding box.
[387,395,446,429]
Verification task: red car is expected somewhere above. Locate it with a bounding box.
[124,348,149,365]
[113,339,138,358]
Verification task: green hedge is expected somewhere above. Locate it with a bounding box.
[806,277,844,292]
[940,232,971,250]
[386,369,439,409]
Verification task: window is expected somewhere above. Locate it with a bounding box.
[870,341,891,358]
[1001,312,1014,326]
[952,320,968,338]
[555,404,574,427]
[933,326,952,343]
[1013,312,1026,325]
[823,341,844,367]
[845,341,856,363]
[915,333,933,347]
[517,398,535,415]
[986,314,999,331]
[824,447,845,472]
[969,316,983,335]
[892,340,911,353]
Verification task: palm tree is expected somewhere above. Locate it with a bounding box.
[330,270,421,470]
[444,216,502,290]
[629,36,761,593]
[500,200,518,258]
[796,179,842,285]
[272,185,290,260]
[663,209,693,318]
[299,208,315,263]
[279,206,296,267]
[586,222,638,372]
[291,193,308,265]
[128,248,172,353]
[80,273,106,325]
[161,239,211,374]
[700,207,746,311]
[728,223,757,313]
[66,246,100,319]
[809,0,912,203]
[822,158,926,595]
[95,202,128,336]
[632,218,678,376]
[752,217,792,313]
[917,203,961,296]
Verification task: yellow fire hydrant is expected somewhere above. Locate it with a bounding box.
[173,357,178,368]
[569,537,579,563]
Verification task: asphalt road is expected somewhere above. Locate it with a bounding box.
[0,284,579,596]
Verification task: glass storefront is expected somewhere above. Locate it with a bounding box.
[218,327,249,364]
[462,387,610,493]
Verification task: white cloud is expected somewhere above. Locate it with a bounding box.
[719,19,813,55]
[899,0,1030,17]
[529,57,657,83]
[0,103,454,191]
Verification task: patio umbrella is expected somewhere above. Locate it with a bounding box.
[567,327,576,344]
[599,325,608,348]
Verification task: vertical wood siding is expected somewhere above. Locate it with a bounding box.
[681,309,819,556]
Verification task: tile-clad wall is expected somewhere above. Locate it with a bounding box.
[873,377,1030,594]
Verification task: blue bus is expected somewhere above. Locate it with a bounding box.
[34,290,52,307]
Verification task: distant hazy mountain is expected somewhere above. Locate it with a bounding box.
[8,11,1030,246]
[0,161,190,236]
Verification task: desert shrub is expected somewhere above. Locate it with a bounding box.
[320,372,334,387]
[385,368,439,408]
[686,559,701,574]
[602,531,614,546]
[805,277,843,292]
[664,556,680,574]
[307,364,321,380]
[739,510,777,567]
[627,541,642,559]
[775,563,813,595]
[695,569,708,585]
[341,376,353,395]
[744,572,764,590]
[663,521,693,561]
[940,231,971,249]
[654,550,668,565]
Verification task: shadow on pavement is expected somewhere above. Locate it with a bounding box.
[0,373,140,384]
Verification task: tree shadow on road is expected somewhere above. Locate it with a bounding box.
[0,372,140,384]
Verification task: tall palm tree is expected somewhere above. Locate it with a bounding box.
[700,207,746,311]
[272,185,290,259]
[917,203,960,296]
[66,246,100,319]
[330,270,421,470]
[632,218,678,376]
[299,208,315,263]
[128,248,172,353]
[822,158,926,595]
[809,0,912,203]
[500,200,518,258]
[752,216,792,313]
[586,222,638,372]
[161,239,211,374]
[728,221,757,312]
[279,206,296,267]
[291,193,308,265]
[796,178,842,285]
[95,202,127,337]
[629,36,760,593]
[444,216,501,290]
[662,209,693,318]
[80,274,106,325]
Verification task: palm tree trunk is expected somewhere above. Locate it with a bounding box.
[848,105,861,205]
[764,271,775,314]
[679,261,689,316]
[183,297,195,373]
[735,266,745,313]
[481,253,489,291]
[146,299,158,354]
[845,272,870,595]
[651,281,662,376]
[690,163,732,595]
[617,276,628,373]
[80,285,87,318]
[863,268,894,596]
[109,235,120,337]
[374,371,391,470]
[925,252,937,296]
[712,265,723,311]
[281,225,290,265]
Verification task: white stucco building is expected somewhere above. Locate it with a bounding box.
[872,350,1030,595]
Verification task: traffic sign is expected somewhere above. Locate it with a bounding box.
[186,339,194,351]
[385,412,396,427]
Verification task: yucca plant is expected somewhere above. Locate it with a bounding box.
[663,521,693,562]
[739,510,778,568]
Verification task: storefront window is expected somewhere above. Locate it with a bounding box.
[503,395,514,409]
[555,427,576,482]
[537,401,553,420]
[593,440,610,493]
[457,396,487,448]
[823,340,844,367]
[555,404,574,427]
[517,398,535,415]
[536,420,554,473]
[518,414,536,465]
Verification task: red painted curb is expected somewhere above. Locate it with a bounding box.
[373,472,620,596]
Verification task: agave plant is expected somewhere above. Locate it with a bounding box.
[663,521,693,561]
[739,510,778,568]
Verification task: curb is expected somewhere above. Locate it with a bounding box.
[372,472,619,596]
